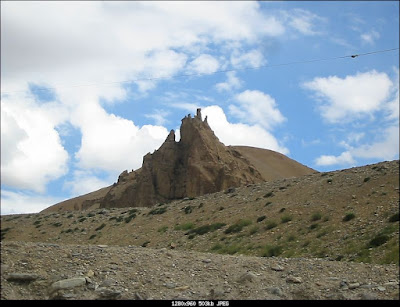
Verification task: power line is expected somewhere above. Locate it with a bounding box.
[2,47,398,95]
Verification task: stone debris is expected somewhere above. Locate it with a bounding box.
[0,241,399,300]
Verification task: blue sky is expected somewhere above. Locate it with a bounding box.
[1,1,399,214]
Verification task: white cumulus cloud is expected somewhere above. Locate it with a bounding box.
[229,90,286,130]
[202,105,288,155]
[303,70,393,123]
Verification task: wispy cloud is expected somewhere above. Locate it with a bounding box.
[361,30,380,45]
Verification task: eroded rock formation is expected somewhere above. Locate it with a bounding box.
[99,109,264,208]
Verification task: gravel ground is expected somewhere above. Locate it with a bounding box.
[1,241,398,300]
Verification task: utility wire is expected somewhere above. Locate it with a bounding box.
[2,47,398,95]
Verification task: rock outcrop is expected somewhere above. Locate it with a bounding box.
[99,109,265,208]
[42,108,315,212]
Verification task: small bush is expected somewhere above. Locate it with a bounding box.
[175,222,195,231]
[368,234,389,247]
[184,206,193,214]
[327,178,332,183]
[52,222,63,227]
[158,226,168,233]
[264,191,274,198]
[187,222,226,237]
[78,217,87,223]
[265,221,277,230]
[141,241,150,247]
[343,212,355,222]
[311,212,322,222]
[148,207,167,215]
[95,223,106,231]
[249,226,259,235]
[281,215,292,224]
[388,212,399,223]
[33,220,41,225]
[128,209,138,215]
[265,201,272,207]
[309,223,319,230]
[262,245,282,257]
[89,234,96,240]
[125,214,136,223]
[87,212,95,217]
[224,219,252,234]
[363,177,371,182]
[256,215,266,223]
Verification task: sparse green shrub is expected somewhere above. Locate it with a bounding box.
[175,222,195,231]
[316,230,328,238]
[33,220,41,225]
[1,227,11,240]
[186,222,226,237]
[67,214,74,218]
[148,207,167,215]
[184,206,193,214]
[280,214,292,224]
[368,234,389,247]
[388,212,399,223]
[265,201,272,207]
[52,222,63,227]
[89,234,96,240]
[141,241,150,247]
[279,208,286,213]
[311,212,322,222]
[78,217,87,223]
[65,228,73,233]
[210,243,223,251]
[327,178,332,183]
[124,214,136,223]
[261,245,282,257]
[158,226,168,233]
[363,177,370,182]
[249,226,259,235]
[322,216,330,222]
[343,212,355,222]
[264,191,274,198]
[224,219,252,234]
[128,209,138,215]
[115,216,123,223]
[95,223,106,231]
[256,215,266,223]
[198,203,204,209]
[87,212,95,217]
[309,223,319,230]
[265,221,277,230]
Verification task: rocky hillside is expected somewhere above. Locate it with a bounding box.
[1,160,399,300]
[42,109,314,213]
[2,160,398,264]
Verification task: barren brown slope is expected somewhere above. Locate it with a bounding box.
[41,185,113,214]
[231,146,315,181]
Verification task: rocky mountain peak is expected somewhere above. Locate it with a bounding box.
[98,108,265,208]
[42,109,315,212]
